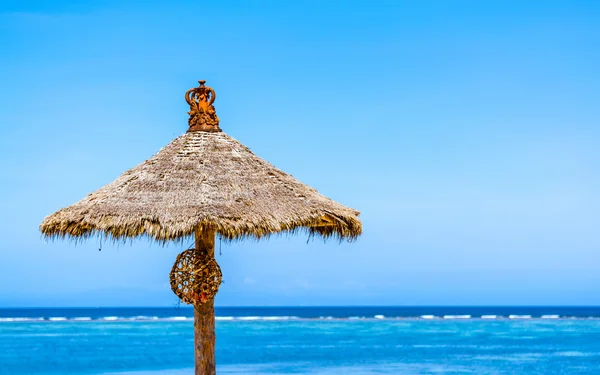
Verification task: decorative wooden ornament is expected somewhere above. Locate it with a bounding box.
[185,80,221,133]
[170,248,222,306]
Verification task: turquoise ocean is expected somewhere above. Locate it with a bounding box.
[1,307,600,375]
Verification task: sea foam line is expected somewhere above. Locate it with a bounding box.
[481,315,498,319]
[0,317,44,322]
[443,315,471,319]
[1,315,599,322]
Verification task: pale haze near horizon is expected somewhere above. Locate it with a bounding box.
[0,0,599,307]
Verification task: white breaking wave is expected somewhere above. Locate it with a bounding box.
[0,317,44,322]
[261,316,299,320]
[374,315,385,319]
[167,317,188,321]
[215,316,300,321]
[541,315,560,319]
[509,315,532,319]
[101,317,119,321]
[48,317,68,321]
[481,315,498,319]
[233,316,299,321]
[554,351,595,357]
[73,317,92,321]
[130,316,159,321]
[420,315,436,319]
[443,315,471,319]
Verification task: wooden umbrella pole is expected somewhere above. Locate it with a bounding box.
[194,228,217,375]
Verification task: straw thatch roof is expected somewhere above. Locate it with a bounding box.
[40,131,362,242]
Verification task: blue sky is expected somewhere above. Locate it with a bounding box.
[1,0,599,306]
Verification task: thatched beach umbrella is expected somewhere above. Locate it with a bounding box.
[40,80,362,374]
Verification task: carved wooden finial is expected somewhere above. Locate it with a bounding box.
[185,80,221,133]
